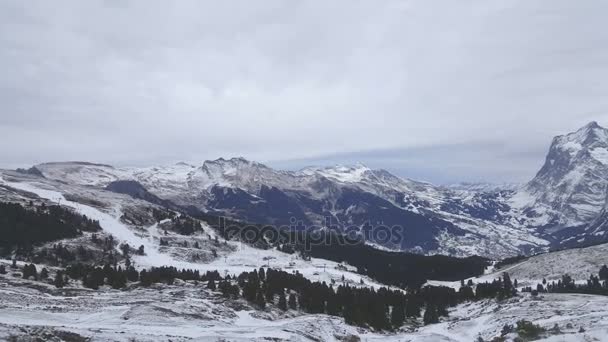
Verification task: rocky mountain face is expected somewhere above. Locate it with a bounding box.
[25,122,608,257]
[516,121,608,229]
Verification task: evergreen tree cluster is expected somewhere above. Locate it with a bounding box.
[22,263,38,280]
[29,241,115,267]
[304,234,489,288]
[151,208,177,222]
[64,262,222,289]
[0,201,101,252]
[232,268,475,330]
[170,216,203,235]
[523,265,608,296]
[10,260,522,331]
[474,272,517,300]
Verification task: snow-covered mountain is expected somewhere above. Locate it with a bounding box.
[3,169,607,341]
[514,121,608,229]
[17,122,608,258]
[32,158,536,257]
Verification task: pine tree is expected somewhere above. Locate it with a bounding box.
[278,293,287,311]
[326,293,341,316]
[22,264,38,280]
[54,271,65,288]
[255,289,266,309]
[109,267,127,289]
[40,268,49,279]
[458,285,475,301]
[288,293,297,310]
[502,272,514,298]
[423,303,439,325]
[390,303,405,329]
[138,269,148,286]
[207,279,217,290]
[0,265,6,274]
[600,265,608,280]
[405,296,421,317]
[343,303,356,325]
[127,266,139,282]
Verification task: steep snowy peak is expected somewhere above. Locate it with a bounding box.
[517,121,608,226]
[553,121,608,158]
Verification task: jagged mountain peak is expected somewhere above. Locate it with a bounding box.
[552,121,608,155]
[200,157,273,173]
[520,121,608,227]
[534,121,608,179]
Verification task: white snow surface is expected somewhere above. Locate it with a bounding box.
[1,271,607,341]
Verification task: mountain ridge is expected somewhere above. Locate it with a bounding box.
[17,121,608,258]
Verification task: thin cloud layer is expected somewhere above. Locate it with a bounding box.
[1,0,607,183]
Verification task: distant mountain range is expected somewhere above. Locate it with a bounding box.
[15,122,608,258]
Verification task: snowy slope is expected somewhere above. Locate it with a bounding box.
[489,243,608,287]
[1,271,606,341]
[426,240,608,294]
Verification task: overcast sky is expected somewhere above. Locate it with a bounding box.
[1,0,608,184]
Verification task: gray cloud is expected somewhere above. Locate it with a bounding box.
[1,0,608,183]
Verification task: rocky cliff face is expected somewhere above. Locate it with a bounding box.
[518,121,608,229]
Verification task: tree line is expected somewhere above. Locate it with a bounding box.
[0,201,101,254]
[12,260,519,331]
[521,265,608,296]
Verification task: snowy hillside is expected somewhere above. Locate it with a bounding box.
[1,270,606,341]
[490,243,608,287]
[0,174,389,290]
